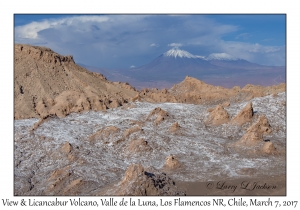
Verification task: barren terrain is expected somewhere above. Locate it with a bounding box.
[14,44,286,196]
[15,93,286,195]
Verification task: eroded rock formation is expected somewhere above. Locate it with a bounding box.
[231,102,254,125]
[205,105,230,126]
[146,107,170,125]
[103,164,185,196]
[236,115,272,146]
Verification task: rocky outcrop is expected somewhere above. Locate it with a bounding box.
[164,155,181,169]
[103,164,185,196]
[126,138,152,153]
[262,142,278,155]
[123,126,143,138]
[132,94,142,102]
[231,102,254,125]
[89,126,120,143]
[241,83,286,100]
[15,44,75,65]
[205,105,230,126]
[45,166,98,196]
[146,107,170,125]
[61,142,77,161]
[169,122,180,132]
[137,88,177,103]
[14,44,138,120]
[236,115,272,146]
[46,166,72,195]
[61,142,73,154]
[167,76,235,104]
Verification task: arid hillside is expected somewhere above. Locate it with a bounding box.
[135,76,285,105]
[14,44,138,120]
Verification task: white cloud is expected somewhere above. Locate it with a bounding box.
[216,41,285,65]
[194,55,206,59]
[150,43,159,47]
[168,43,182,47]
[235,33,250,40]
[248,43,281,53]
[206,53,237,60]
[130,65,136,68]
[15,16,109,39]
[187,36,285,66]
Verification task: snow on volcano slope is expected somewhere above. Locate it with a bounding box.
[164,47,198,59]
[14,93,286,195]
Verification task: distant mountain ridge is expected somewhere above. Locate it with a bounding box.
[122,47,285,88]
[80,47,285,89]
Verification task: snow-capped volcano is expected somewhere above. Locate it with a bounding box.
[164,47,198,59]
[121,47,286,88]
[164,47,239,61]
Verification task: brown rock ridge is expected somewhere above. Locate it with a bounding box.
[138,88,177,103]
[14,44,138,119]
[170,76,236,104]
[205,105,230,126]
[103,164,185,195]
[135,76,285,105]
[241,83,286,100]
[231,102,254,125]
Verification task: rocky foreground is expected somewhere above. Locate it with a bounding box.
[14,44,286,195]
[15,92,286,195]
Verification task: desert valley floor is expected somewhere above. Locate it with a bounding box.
[14,92,286,195]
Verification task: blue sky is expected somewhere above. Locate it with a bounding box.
[14,14,286,69]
